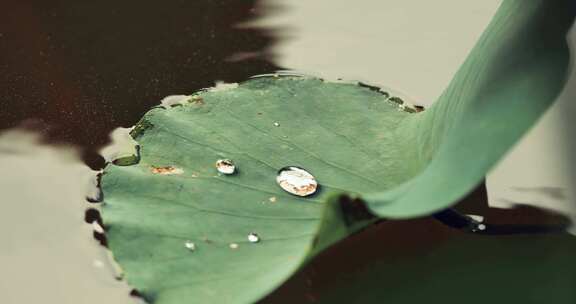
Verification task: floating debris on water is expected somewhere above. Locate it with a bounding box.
[273,122,280,127]
[276,166,318,197]
[229,243,239,249]
[216,159,236,175]
[269,196,277,203]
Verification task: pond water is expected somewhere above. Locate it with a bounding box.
[1,1,576,303]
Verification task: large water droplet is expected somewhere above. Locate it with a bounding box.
[216,159,236,175]
[184,241,196,251]
[276,166,318,197]
[247,233,260,243]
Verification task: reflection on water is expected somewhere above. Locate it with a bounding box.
[0,130,138,304]
[0,0,280,167]
[1,0,576,303]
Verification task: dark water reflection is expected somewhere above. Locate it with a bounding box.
[0,0,280,167]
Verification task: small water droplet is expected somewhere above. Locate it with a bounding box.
[276,166,318,197]
[216,159,236,175]
[229,243,239,249]
[184,241,196,251]
[273,122,280,127]
[248,233,260,243]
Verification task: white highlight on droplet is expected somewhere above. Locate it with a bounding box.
[247,233,260,243]
[184,241,196,251]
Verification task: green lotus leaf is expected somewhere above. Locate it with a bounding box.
[100,1,575,303]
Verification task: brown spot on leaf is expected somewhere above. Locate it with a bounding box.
[150,166,183,175]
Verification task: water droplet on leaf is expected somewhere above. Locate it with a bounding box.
[216,159,236,175]
[184,241,196,251]
[247,233,260,243]
[276,166,318,197]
